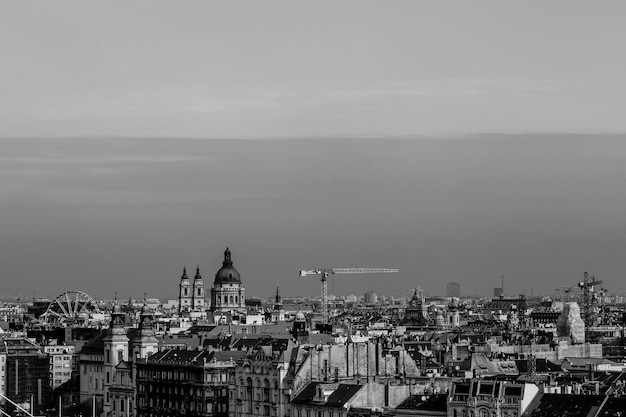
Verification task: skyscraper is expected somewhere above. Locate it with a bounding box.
[447,282,460,298]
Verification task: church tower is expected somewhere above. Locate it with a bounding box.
[210,247,246,313]
[132,301,158,360]
[271,285,285,322]
[103,301,130,415]
[178,266,192,313]
[192,265,205,311]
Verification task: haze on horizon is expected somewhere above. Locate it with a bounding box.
[1,2,626,300]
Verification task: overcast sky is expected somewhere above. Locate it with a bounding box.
[1,2,626,300]
[3,1,626,137]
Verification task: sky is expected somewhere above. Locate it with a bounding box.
[1,2,626,300]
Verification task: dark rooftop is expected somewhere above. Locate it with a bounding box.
[524,393,606,417]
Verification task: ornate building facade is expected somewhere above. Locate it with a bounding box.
[178,265,207,313]
[210,247,246,314]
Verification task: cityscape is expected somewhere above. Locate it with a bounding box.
[3,2,626,417]
[1,246,625,417]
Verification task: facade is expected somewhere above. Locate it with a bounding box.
[210,247,246,314]
[179,265,207,314]
[44,344,75,389]
[136,349,242,417]
[4,337,52,416]
[290,340,420,395]
[103,303,133,417]
[447,379,538,417]
[0,345,6,407]
[231,339,296,417]
[78,331,106,415]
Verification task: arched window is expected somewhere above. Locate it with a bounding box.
[230,295,234,304]
[264,379,270,401]
[224,295,228,303]
[235,296,239,303]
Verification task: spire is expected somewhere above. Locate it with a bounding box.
[194,264,202,280]
[181,266,189,280]
[223,247,233,267]
[275,285,282,304]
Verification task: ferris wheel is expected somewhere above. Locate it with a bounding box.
[42,290,101,323]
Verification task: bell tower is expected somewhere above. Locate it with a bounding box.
[192,265,205,311]
[178,266,192,313]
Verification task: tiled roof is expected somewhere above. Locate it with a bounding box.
[325,384,363,407]
[597,397,626,417]
[291,382,321,404]
[523,393,606,417]
[396,394,447,411]
[79,330,107,353]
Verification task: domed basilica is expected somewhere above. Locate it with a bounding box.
[177,247,246,315]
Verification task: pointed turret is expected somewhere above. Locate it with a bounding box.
[134,294,158,359]
[275,285,282,305]
[192,264,205,311]
[179,265,192,313]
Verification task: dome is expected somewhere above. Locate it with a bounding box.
[214,247,241,284]
[294,311,306,321]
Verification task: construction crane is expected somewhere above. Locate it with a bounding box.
[299,268,399,323]
[578,271,604,327]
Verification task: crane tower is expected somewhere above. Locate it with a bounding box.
[299,267,399,323]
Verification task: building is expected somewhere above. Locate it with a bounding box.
[210,247,246,314]
[447,379,538,417]
[179,267,193,313]
[3,337,52,416]
[136,349,243,417]
[270,286,285,322]
[103,303,133,417]
[0,344,6,407]
[43,344,75,389]
[364,291,378,305]
[446,282,460,298]
[231,338,295,417]
[77,301,159,417]
[78,331,106,415]
[193,266,206,311]
[401,288,429,327]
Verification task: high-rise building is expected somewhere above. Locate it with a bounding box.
[364,291,378,305]
[447,282,460,298]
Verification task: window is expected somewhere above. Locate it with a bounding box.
[264,379,270,401]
